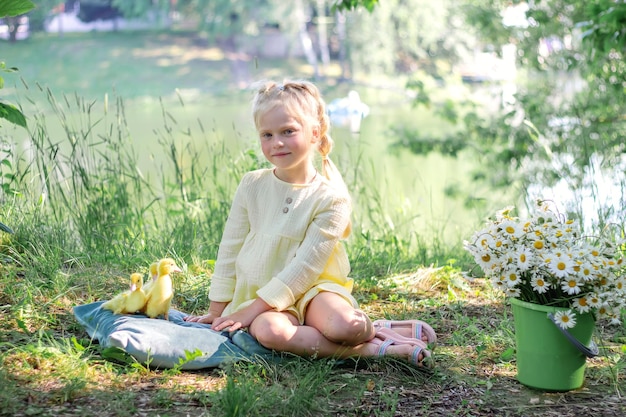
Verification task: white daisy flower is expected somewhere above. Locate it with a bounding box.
[499,220,523,239]
[587,294,601,308]
[516,247,533,271]
[548,252,575,278]
[531,236,546,251]
[466,201,626,331]
[473,232,495,251]
[495,206,515,221]
[614,278,626,293]
[553,310,577,329]
[475,249,496,271]
[531,275,549,293]
[491,275,507,290]
[596,304,611,318]
[572,296,591,313]
[504,269,521,287]
[505,287,521,298]
[577,261,595,282]
[561,278,582,295]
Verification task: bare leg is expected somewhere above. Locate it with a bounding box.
[304,292,375,345]
[248,293,429,364]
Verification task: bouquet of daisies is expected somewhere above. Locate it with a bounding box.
[464,200,626,329]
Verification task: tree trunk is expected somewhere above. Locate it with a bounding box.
[316,0,330,75]
[335,11,349,80]
[295,0,319,79]
[223,35,250,89]
[7,16,18,43]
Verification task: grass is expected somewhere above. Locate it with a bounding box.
[2,30,298,100]
[0,30,625,416]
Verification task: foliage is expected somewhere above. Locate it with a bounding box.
[111,0,170,19]
[23,0,58,32]
[0,62,26,128]
[346,0,477,76]
[331,0,379,12]
[0,0,32,236]
[1,82,459,277]
[0,0,34,16]
[0,0,33,128]
[395,0,626,231]
[464,200,626,329]
[5,88,259,266]
[0,221,14,234]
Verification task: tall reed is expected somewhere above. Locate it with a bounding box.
[1,86,468,292]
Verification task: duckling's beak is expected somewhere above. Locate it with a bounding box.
[171,265,183,273]
[130,284,137,291]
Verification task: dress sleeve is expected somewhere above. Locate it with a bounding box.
[256,192,351,311]
[208,176,251,302]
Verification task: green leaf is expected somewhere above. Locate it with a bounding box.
[0,221,14,234]
[0,0,35,18]
[500,347,515,361]
[331,0,378,12]
[100,347,136,365]
[0,102,27,128]
[70,337,86,353]
[15,317,27,330]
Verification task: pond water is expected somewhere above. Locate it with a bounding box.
[4,86,513,243]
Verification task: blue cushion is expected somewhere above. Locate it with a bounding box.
[73,301,276,369]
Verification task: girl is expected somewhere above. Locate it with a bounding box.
[185,79,434,366]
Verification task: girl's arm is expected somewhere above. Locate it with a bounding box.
[209,175,252,302]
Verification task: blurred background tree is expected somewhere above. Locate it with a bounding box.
[393,0,625,229]
[13,0,626,228]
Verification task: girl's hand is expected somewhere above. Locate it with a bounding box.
[183,311,220,323]
[211,298,273,332]
[183,301,228,323]
[211,309,255,332]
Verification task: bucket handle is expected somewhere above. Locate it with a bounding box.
[547,313,599,358]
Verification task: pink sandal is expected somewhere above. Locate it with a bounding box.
[373,319,437,345]
[375,327,430,348]
[370,336,433,368]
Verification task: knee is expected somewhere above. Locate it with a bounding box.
[321,310,373,345]
[249,315,293,350]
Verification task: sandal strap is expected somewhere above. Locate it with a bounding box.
[376,339,394,356]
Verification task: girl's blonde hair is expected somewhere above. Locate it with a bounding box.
[251,79,352,237]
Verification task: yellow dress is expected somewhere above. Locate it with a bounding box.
[208,168,357,324]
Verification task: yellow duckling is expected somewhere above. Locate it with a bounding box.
[142,261,159,295]
[143,258,182,320]
[102,273,147,315]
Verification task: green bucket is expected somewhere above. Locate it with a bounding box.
[510,298,596,391]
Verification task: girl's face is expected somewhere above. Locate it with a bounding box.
[257,104,318,183]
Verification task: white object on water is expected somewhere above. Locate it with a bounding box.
[328,91,370,133]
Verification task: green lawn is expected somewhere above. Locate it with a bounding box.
[3,30,310,100]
